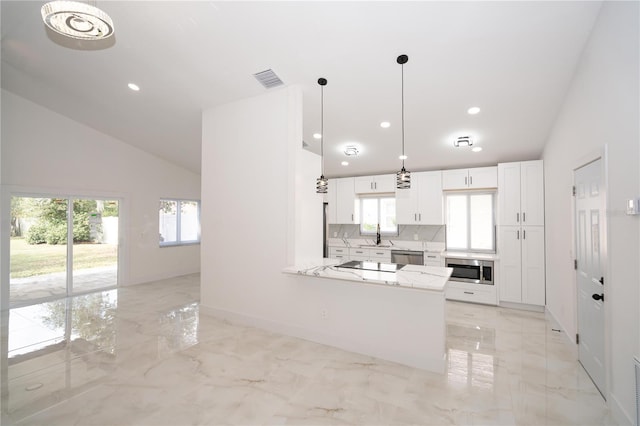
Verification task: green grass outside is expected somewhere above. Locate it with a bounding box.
[10,237,117,278]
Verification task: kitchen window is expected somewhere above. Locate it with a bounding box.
[445,192,495,252]
[359,196,397,235]
[159,199,201,246]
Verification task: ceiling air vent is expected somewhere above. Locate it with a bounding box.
[253,69,284,89]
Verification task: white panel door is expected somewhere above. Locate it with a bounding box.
[521,160,545,226]
[575,159,606,396]
[521,226,545,305]
[498,226,522,303]
[468,166,498,189]
[498,162,522,226]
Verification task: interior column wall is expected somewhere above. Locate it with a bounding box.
[541,2,639,424]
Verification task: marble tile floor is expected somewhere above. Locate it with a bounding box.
[0,273,614,425]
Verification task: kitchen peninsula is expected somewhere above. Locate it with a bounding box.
[283,259,452,373]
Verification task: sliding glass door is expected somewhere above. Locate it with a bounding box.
[9,196,119,305]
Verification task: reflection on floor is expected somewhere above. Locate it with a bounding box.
[0,274,612,425]
[9,266,118,306]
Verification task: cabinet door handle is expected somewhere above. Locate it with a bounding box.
[523,212,526,222]
[523,229,526,239]
[464,291,474,295]
[351,214,354,221]
[465,176,468,186]
[419,213,422,221]
[517,213,520,223]
[517,230,520,240]
[470,176,473,185]
[414,213,417,221]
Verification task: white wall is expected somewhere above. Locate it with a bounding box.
[0,90,201,304]
[542,2,639,424]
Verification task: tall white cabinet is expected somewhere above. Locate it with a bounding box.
[396,171,444,225]
[497,160,545,307]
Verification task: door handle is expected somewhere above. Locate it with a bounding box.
[470,176,473,185]
[523,229,526,239]
[517,230,520,239]
[517,213,520,223]
[464,291,474,295]
[414,213,417,221]
[523,212,526,222]
[592,293,604,301]
[419,213,422,221]
[465,176,468,186]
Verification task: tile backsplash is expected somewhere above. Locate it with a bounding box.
[328,224,445,243]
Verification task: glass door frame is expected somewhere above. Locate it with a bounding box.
[1,188,124,310]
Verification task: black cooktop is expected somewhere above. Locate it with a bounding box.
[337,260,406,272]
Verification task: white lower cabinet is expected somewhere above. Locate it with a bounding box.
[348,247,391,262]
[446,281,497,305]
[424,252,443,267]
[328,247,349,261]
[498,226,545,306]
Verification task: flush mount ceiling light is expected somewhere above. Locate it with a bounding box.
[396,54,411,190]
[41,1,114,40]
[467,107,481,115]
[316,78,328,194]
[344,146,359,156]
[454,136,474,147]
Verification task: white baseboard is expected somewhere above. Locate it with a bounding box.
[610,392,634,426]
[498,300,545,313]
[545,305,576,344]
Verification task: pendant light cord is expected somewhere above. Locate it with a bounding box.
[401,61,405,169]
[321,84,324,175]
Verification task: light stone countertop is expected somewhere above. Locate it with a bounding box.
[443,251,499,260]
[283,258,452,292]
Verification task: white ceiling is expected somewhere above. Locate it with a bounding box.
[1,1,602,177]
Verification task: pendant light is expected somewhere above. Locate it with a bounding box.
[396,54,411,189]
[316,78,328,193]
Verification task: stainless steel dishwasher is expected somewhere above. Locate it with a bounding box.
[390,250,424,265]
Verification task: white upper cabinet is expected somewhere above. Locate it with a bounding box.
[442,167,497,190]
[327,179,338,224]
[396,171,443,224]
[336,177,358,224]
[498,160,544,226]
[354,174,395,194]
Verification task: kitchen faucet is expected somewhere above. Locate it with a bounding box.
[376,223,381,246]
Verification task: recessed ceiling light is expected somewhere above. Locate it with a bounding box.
[467,107,481,115]
[380,121,391,128]
[472,147,483,152]
[399,155,408,160]
[341,161,349,166]
[313,133,322,139]
[128,83,140,91]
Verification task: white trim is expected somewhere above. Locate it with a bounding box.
[572,145,610,404]
[1,185,126,309]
